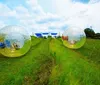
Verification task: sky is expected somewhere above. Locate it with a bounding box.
[0,0,100,35]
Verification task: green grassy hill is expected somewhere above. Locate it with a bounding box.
[0,37,100,85]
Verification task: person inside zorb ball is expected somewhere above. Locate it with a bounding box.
[62,27,86,49]
[0,25,31,57]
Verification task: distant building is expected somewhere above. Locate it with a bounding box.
[34,32,58,38]
[42,33,49,38]
[35,33,43,38]
[51,33,58,38]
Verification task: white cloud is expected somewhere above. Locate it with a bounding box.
[26,0,38,6]
[26,0,45,16]
[15,5,33,21]
[53,0,100,33]
[0,0,100,35]
[0,3,16,17]
[89,0,100,4]
[0,21,5,29]
[13,0,67,34]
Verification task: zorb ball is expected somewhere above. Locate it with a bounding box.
[0,25,31,57]
[62,27,86,49]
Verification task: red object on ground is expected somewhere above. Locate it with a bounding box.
[62,36,68,41]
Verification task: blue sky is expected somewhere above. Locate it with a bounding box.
[72,0,90,3]
[0,0,26,7]
[0,0,100,34]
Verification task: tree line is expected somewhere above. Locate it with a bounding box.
[84,28,100,39]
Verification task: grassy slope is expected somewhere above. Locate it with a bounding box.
[75,39,100,65]
[49,38,100,85]
[0,37,53,85]
[0,37,100,85]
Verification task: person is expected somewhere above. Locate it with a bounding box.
[13,42,20,50]
[0,42,5,48]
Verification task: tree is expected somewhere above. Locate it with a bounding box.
[48,35,52,38]
[84,28,95,38]
[43,36,47,39]
[94,33,100,39]
[57,36,61,38]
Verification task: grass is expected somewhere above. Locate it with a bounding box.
[0,37,52,85]
[75,39,100,65]
[0,36,100,85]
[49,38,100,85]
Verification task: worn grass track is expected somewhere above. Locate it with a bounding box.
[0,37,100,85]
[0,37,54,85]
[49,38,100,85]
